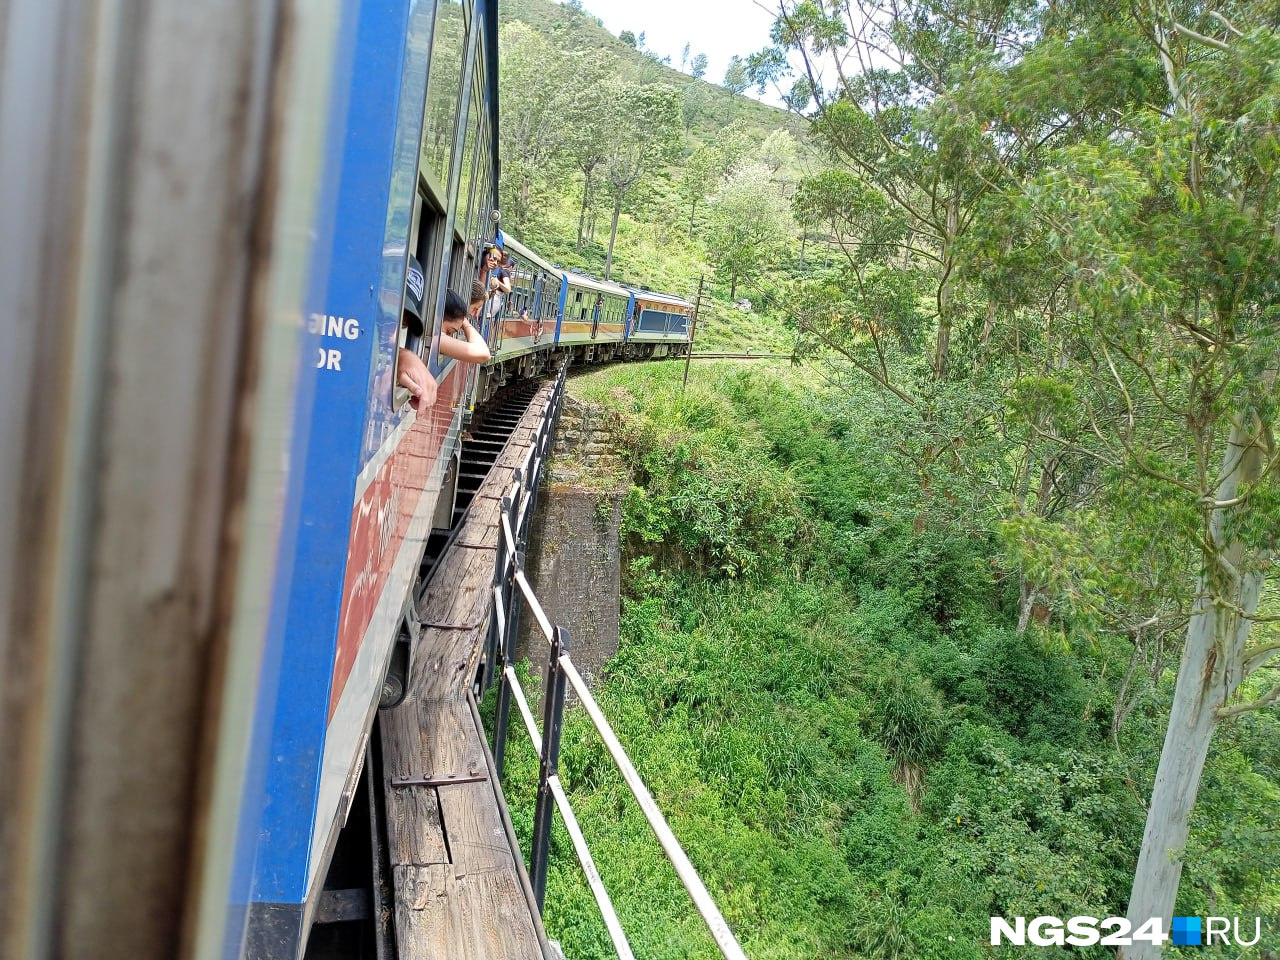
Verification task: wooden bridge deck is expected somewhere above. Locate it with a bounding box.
[380,383,555,960]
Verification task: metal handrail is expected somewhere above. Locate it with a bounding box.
[483,361,747,960]
[515,570,553,643]
[559,657,746,960]
[504,664,635,960]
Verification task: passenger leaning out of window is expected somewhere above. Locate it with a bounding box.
[397,260,490,409]
[439,289,490,364]
[483,244,511,322]
[397,257,435,409]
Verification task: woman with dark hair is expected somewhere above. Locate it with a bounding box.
[397,279,490,409]
[438,289,490,364]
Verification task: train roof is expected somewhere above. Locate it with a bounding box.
[630,288,694,309]
[498,231,557,275]
[562,270,632,297]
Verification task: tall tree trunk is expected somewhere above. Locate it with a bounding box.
[604,196,622,280]
[730,274,737,300]
[933,196,960,380]
[978,300,997,353]
[1016,581,1038,634]
[1122,417,1267,958]
[1013,445,1054,635]
[688,197,698,238]
[934,279,952,378]
[577,169,593,251]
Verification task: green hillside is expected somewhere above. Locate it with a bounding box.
[496,362,1280,959]
[496,0,806,355]
[500,0,806,146]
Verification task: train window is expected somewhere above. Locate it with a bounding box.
[456,104,478,244]
[391,254,428,409]
[421,0,464,189]
[476,129,492,234]
[467,140,482,244]
[464,64,488,241]
[414,189,445,328]
[447,236,468,310]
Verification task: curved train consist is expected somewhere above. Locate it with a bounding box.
[243,6,694,959]
[0,1,692,958]
[488,231,694,382]
[255,242,693,952]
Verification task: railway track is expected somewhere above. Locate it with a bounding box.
[688,352,792,360]
[418,379,545,596]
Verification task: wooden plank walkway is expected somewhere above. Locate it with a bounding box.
[380,383,555,960]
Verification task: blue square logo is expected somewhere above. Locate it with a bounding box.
[1171,916,1202,946]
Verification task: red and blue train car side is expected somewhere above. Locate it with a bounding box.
[475,230,699,388]
[1,1,704,956]
[553,270,633,362]
[238,0,501,954]
[490,231,563,360]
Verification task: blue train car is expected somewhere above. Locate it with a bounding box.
[2,1,706,957]
[491,231,562,361]
[554,270,633,363]
[625,289,696,359]
[240,0,501,954]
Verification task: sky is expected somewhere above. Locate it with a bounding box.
[572,0,788,107]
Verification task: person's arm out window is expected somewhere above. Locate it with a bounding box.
[438,316,490,363]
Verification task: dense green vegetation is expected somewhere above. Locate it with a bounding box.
[491,0,1280,954]
[493,363,1278,959]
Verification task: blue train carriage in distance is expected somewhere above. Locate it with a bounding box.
[483,230,564,385]
[241,0,501,956]
[554,269,634,363]
[625,288,696,359]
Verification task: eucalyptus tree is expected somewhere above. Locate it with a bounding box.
[950,5,1280,944]
[761,3,1280,938]
[723,55,749,96]
[762,0,1160,582]
[1013,15,1280,952]
[704,162,795,298]
[600,80,682,278]
[679,145,719,237]
[754,0,1081,564]
[753,0,1067,380]
[560,53,616,251]
[679,126,758,238]
[758,129,798,178]
[497,22,573,229]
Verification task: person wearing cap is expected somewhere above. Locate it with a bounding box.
[397,257,436,408]
[396,257,491,406]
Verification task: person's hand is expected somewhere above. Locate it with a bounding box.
[397,347,436,410]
